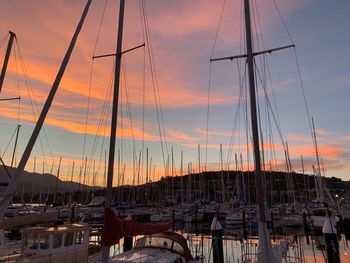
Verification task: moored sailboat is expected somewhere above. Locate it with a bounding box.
[98,0,201,262]
[209,0,302,261]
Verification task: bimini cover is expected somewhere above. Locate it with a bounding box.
[103,208,173,247]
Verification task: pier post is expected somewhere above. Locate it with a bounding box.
[243,211,247,239]
[211,217,224,263]
[172,208,175,232]
[195,207,198,235]
[322,217,340,263]
[270,211,276,241]
[303,212,310,245]
[343,217,350,240]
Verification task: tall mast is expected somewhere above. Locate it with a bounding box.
[54,157,62,204]
[10,124,21,167]
[244,0,266,222]
[0,31,16,94]
[102,0,125,261]
[244,0,274,261]
[0,0,92,217]
[208,2,292,260]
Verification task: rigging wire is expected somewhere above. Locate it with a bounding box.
[85,64,114,186]
[140,0,169,174]
[121,56,138,185]
[270,0,315,152]
[210,0,226,59]
[13,41,21,126]
[261,0,316,171]
[206,0,226,170]
[272,0,294,44]
[251,0,301,175]
[81,0,108,182]
[254,60,286,148]
[252,0,278,174]
[243,65,252,172]
[0,33,9,49]
[225,61,247,170]
[138,0,147,185]
[293,49,313,136]
[252,0,271,170]
[1,127,17,158]
[205,63,212,171]
[270,0,314,137]
[10,41,22,167]
[94,97,110,187]
[15,38,54,171]
[0,33,23,164]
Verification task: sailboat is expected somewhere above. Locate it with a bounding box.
[0,0,198,261]
[209,0,302,262]
[308,121,340,230]
[100,0,201,262]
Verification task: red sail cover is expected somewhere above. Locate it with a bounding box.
[103,208,174,247]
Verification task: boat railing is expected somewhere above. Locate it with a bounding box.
[183,234,204,262]
[283,241,306,263]
[241,236,306,263]
[241,241,258,262]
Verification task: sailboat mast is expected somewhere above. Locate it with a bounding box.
[10,124,21,167]
[244,0,266,223]
[104,0,125,208]
[54,157,62,204]
[0,31,16,94]
[102,0,125,261]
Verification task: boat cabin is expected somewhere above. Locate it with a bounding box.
[0,211,59,258]
[19,224,90,263]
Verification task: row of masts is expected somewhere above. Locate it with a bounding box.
[10,168,323,206]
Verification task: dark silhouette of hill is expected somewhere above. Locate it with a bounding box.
[0,165,97,203]
[97,170,348,205]
[1,165,347,205]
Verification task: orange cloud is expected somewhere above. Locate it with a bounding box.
[343,136,350,141]
[315,128,334,136]
[181,142,284,152]
[195,127,235,138]
[288,144,344,159]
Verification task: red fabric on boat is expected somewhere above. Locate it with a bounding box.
[103,208,174,247]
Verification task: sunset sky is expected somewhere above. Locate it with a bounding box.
[0,0,349,185]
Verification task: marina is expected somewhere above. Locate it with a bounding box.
[0,0,350,262]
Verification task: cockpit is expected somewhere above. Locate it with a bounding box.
[134,235,185,255]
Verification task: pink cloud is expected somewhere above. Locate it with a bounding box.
[195,127,234,138]
[288,144,344,159]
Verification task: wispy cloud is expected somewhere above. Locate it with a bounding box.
[288,144,344,159]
